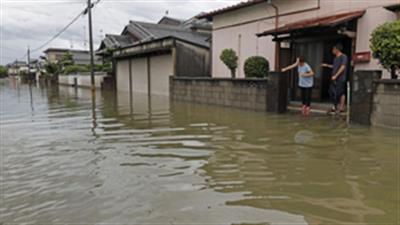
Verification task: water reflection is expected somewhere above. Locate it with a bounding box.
[0,79,398,225]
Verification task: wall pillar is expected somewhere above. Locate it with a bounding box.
[350,70,382,125]
[266,72,288,113]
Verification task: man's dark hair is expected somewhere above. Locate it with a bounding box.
[298,56,305,63]
[333,43,343,52]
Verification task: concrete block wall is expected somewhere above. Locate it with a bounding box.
[170,77,268,111]
[371,80,400,129]
[350,70,382,125]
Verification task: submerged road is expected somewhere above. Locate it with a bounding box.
[1,79,398,224]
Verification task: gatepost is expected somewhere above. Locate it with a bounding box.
[350,70,382,125]
[266,72,288,113]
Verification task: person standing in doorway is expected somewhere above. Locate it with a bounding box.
[321,44,348,114]
[282,56,315,116]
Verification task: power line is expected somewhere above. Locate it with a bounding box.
[10,0,103,62]
[30,9,86,53]
[30,0,102,53]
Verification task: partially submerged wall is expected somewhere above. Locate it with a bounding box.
[58,73,107,89]
[371,79,400,129]
[351,70,400,129]
[170,73,287,112]
[170,77,268,111]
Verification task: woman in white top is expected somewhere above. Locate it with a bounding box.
[282,56,315,116]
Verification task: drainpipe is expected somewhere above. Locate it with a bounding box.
[266,0,280,71]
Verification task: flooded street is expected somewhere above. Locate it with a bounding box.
[0,79,398,225]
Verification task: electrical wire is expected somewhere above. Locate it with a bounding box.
[8,0,102,62]
[30,9,86,53]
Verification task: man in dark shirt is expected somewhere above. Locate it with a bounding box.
[322,44,348,113]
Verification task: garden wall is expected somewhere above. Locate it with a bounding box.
[170,72,287,112]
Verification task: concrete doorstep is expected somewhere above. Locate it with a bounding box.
[288,101,348,116]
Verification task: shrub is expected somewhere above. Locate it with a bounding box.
[86,64,104,72]
[64,65,88,75]
[44,62,61,76]
[370,20,400,79]
[59,52,74,67]
[0,65,7,78]
[102,62,113,74]
[244,56,270,78]
[220,49,238,78]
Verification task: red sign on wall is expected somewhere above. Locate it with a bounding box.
[353,52,371,64]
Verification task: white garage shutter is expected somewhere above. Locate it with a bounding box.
[150,54,173,96]
[116,59,130,92]
[131,58,148,94]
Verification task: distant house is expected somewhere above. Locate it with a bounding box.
[44,48,100,65]
[7,60,28,76]
[199,0,398,101]
[98,16,212,96]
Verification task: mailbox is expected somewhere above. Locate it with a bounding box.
[353,52,371,64]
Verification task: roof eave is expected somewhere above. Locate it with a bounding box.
[197,0,265,20]
[257,10,365,37]
[384,3,400,12]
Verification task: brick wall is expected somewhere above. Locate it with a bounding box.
[371,80,400,129]
[170,77,269,111]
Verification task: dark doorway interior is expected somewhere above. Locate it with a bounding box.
[321,38,353,101]
[286,36,353,102]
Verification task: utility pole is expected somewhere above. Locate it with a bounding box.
[27,46,31,81]
[87,0,95,92]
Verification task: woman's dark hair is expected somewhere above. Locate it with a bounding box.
[298,56,305,63]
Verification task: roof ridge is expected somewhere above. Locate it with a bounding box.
[130,20,188,31]
[160,16,185,22]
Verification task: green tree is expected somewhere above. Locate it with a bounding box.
[44,62,61,76]
[86,64,104,72]
[0,65,7,78]
[60,52,74,68]
[370,20,400,79]
[244,56,270,78]
[220,49,238,78]
[102,62,113,74]
[64,65,89,75]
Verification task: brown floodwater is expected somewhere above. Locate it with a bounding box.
[0,79,398,225]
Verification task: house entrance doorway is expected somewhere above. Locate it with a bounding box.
[288,37,352,102]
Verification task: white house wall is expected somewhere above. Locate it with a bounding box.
[212,0,319,30]
[354,7,397,79]
[210,0,399,78]
[212,24,275,78]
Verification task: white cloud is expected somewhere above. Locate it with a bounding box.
[1,0,242,65]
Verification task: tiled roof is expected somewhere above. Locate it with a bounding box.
[257,10,365,36]
[157,16,185,26]
[44,48,89,54]
[126,21,211,48]
[102,34,133,49]
[97,16,211,54]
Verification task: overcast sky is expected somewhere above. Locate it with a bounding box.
[1,0,241,65]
